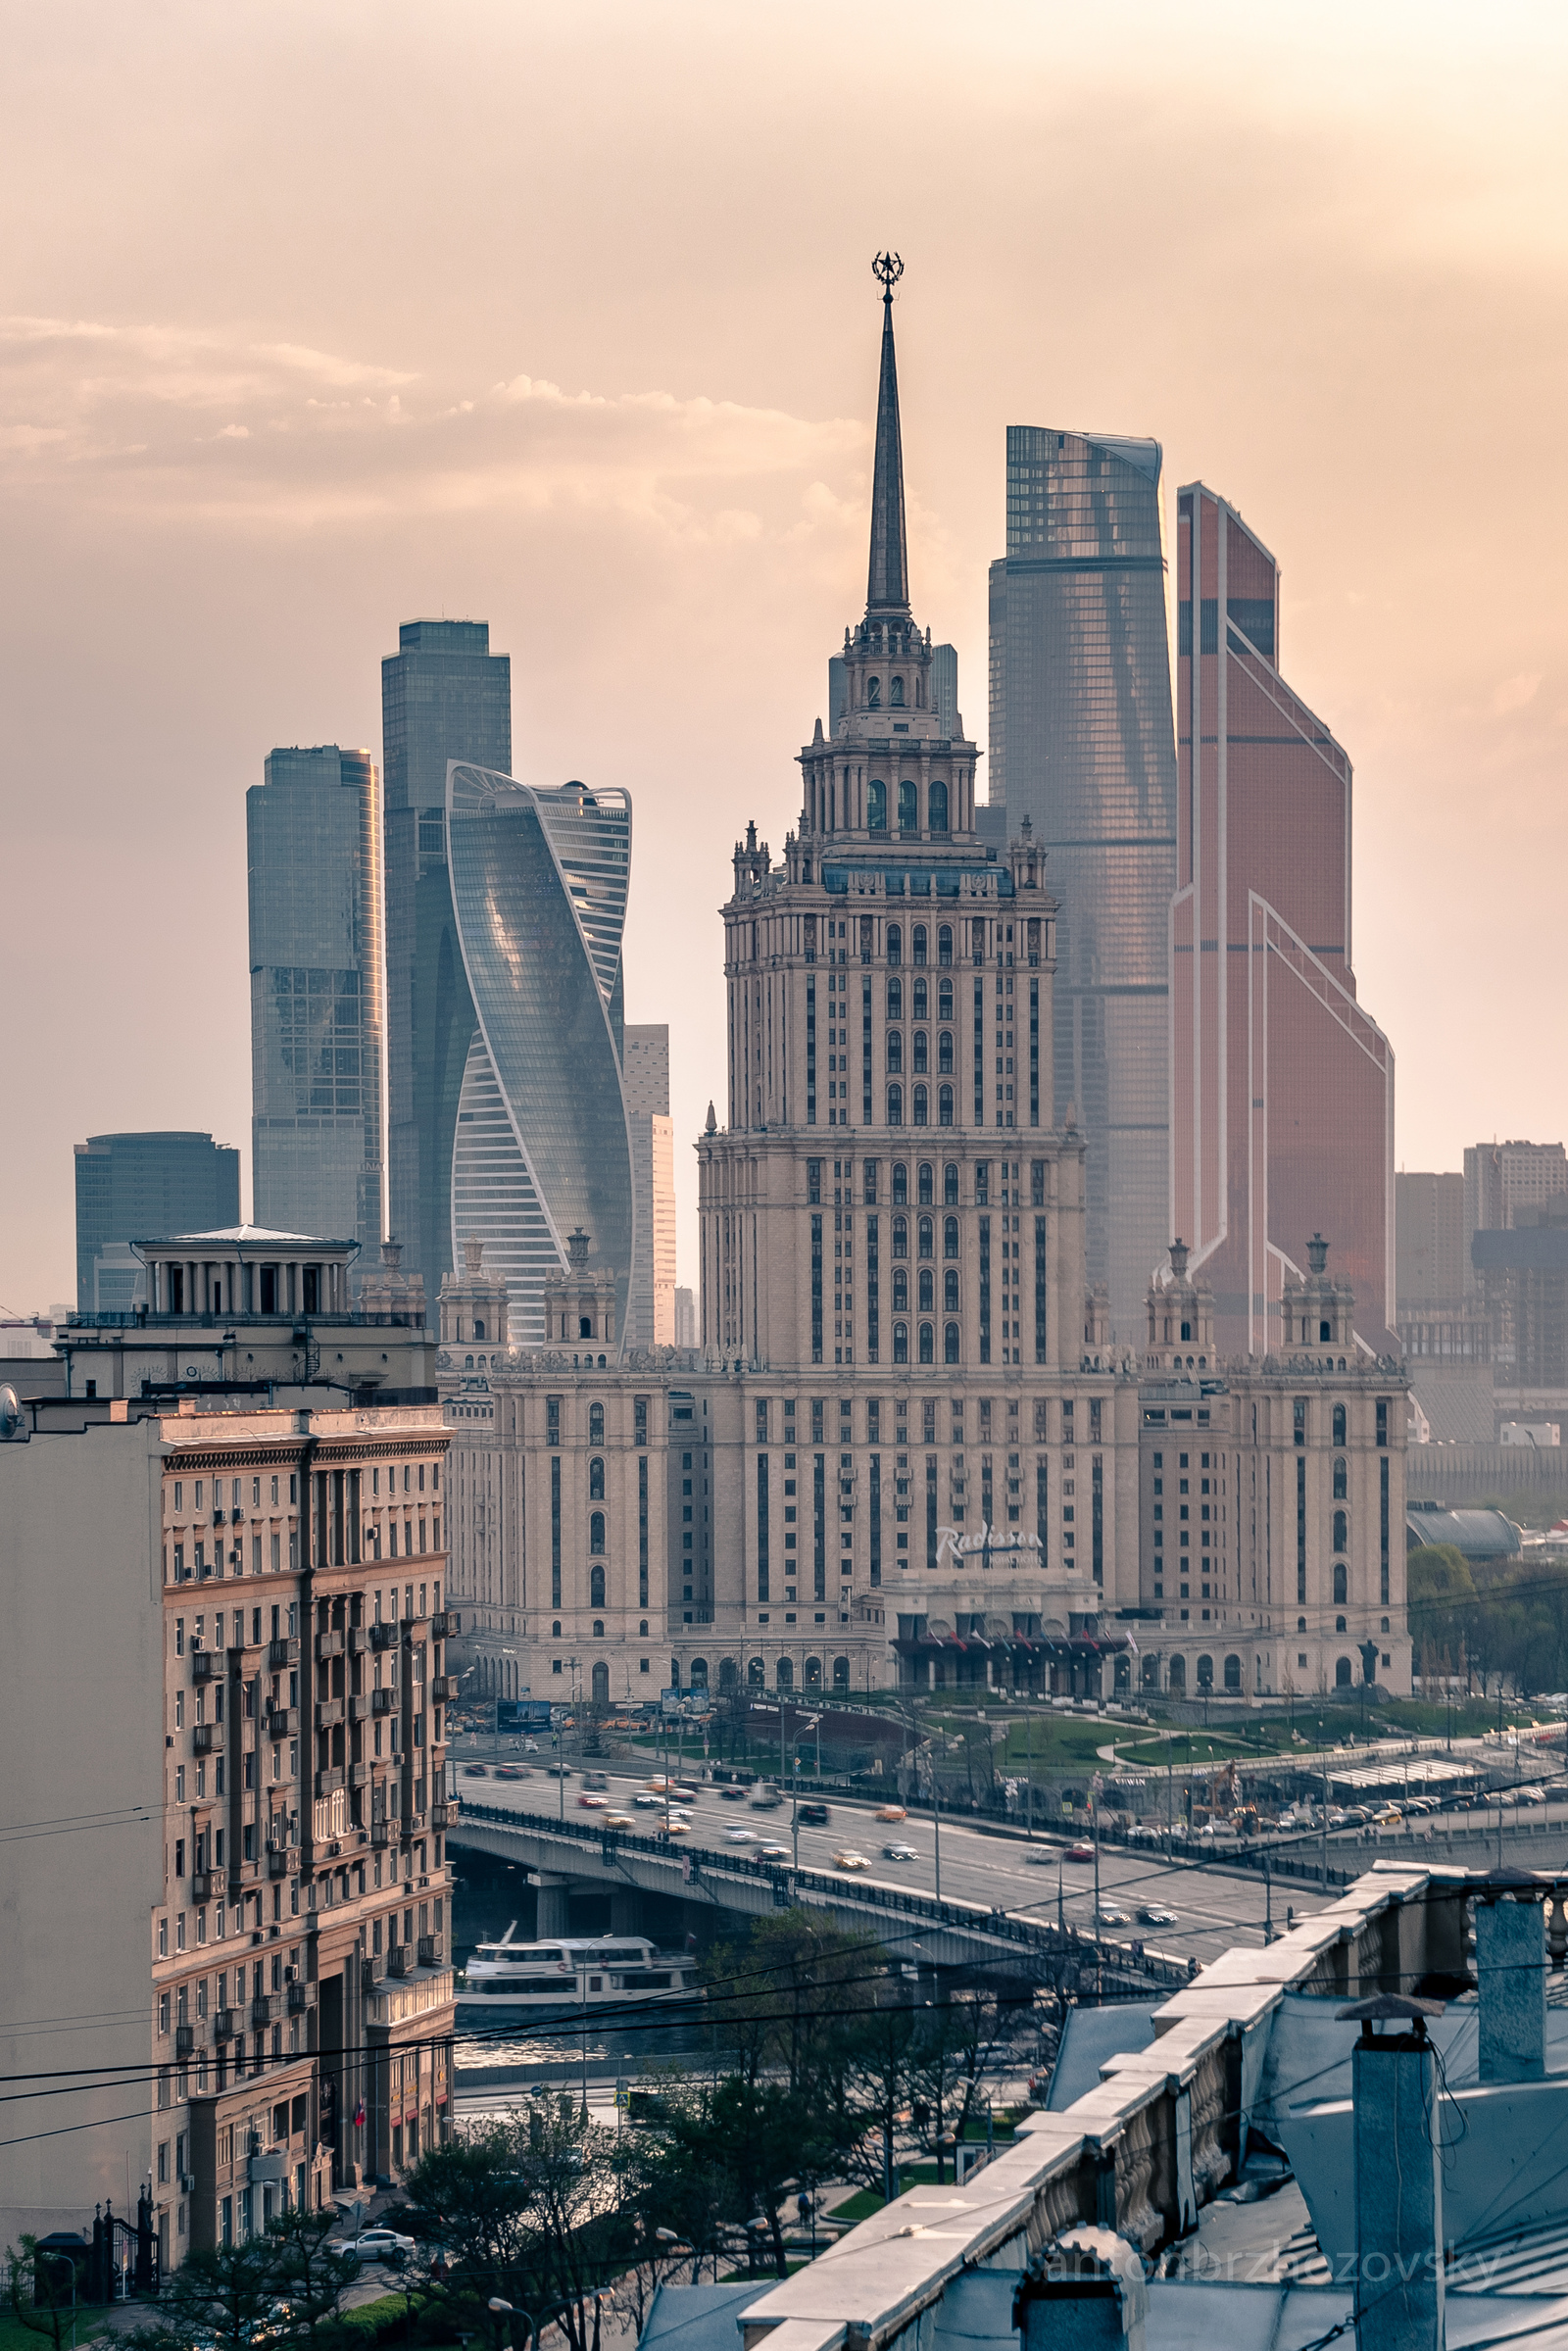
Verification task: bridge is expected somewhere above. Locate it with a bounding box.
[449,1798,1192,1991]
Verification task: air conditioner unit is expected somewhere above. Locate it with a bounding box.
[179,2173,197,2194]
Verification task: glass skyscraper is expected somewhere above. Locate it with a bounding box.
[247,745,384,1255]
[74,1131,239,1310]
[446,765,635,1347]
[1171,483,1395,1353]
[990,429,1178,1335]
[381,619,512,1294]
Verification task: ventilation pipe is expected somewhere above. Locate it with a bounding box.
[1339,1992,1446,2351]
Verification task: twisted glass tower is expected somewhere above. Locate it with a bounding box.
[445,765,635,1348]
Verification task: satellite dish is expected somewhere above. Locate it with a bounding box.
[0,1385,24,1442]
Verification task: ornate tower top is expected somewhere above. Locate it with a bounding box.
[867,254,909,618]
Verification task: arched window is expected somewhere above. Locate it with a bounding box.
[892,1215,908,1257]
[1333,1562,1348,1604]
[887,1083,904,1125]
[473,1319,485,1342]
[893,1271,908,1312]
[887,983,903,1028]
[589,1511,606,1553]
[917,1162,934,1203]
[592,1660,610,1703]
[1197,1654,1214,1691]
[1223,1654,1242,1691]
[912,1031,928,1074]
[465,1354,473,1370]
[1332,1402,1347,1445]
[944,1216,959,1257]
[938,979,953,1021]
[805,1653,823,1687]
[887,924,902,967]
[893,1322,908,1363]
[944,1320,959,1363]
[944,1269,959,1312]
[887,1030,904,1073]
[938,1030,954,1073]
[832,1655,850,1690]
[938,924,953,967]
[913,926,928,966]
[898,779,917,834]
[918,1215,934,1256]
[718,1657,739,1690]
[890,674,905,707]
[912,977,928,1019]
[918,1269,934,1312]
[776,1657,794,1689]
[928,779,949,833]
[1333,1456,1348,1498]
[589,1456,605,1500]
[748,1655,765,1687]
[944,1163,958,1204]
[867,676,881,708]
[552,1620,562,1638]
[868,778,888,832]
[589,1563,606,1608]
[918,1321,935,1363]
[892,1162,908,1205]
[1333,1508,1348,1551]
[912,1084,928,1126]
[689,1658,709,1687]
[639,1618,649,1636]
[1167,1654,1187,1692]
[1335,1656,1352,1690]
[589,1402,604,1445]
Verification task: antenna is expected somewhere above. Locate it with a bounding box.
[872,251,904,301]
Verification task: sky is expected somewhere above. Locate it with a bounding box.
[2,0,1566,1315]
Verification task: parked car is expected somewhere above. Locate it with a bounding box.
[883,1842,918,1861]
[798,1801,831,1826]
[334,2229,415,2265]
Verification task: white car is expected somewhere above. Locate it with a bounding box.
[726,1826,760,1843]
[335,2228,415,2264]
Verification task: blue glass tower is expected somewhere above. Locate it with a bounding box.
[445,766,635,1347]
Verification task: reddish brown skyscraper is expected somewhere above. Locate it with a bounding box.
[1171,485,1395,1354]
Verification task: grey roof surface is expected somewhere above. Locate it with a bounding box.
[1406,1503,1523,1558]
[639,2282,756,2351]
[1043,2000,1158,2110]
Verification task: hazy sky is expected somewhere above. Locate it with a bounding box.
[3,1,1566,1314]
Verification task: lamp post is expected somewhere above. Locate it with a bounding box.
[487,2298,535,2351]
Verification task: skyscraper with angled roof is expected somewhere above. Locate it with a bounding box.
[988,429,1178,1339]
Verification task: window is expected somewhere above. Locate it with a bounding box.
[918,1269,934,1312]
[938,924,953,967]
[890,674,905,707]
[589,1456,605,1500]
[898,779,917,834]
[912,1084,928,1125]
[1333,1562,1348,1604]
[893,1323,908,1364]
[918,1216,934,1257]
[887,1083,904,1125]
[944,1216,958,1258]
[868,778,887,831]
[1333,1455,1348,1498]
[944,1322,959,1364]
[944,1269,958,1312]
[588,1401,604,1445]
[938,1084,954,1126]
[918,1322,935,1364]
[892,1216,908,1258]
[1332,1402,1347,1445]
[912,925,927,966]
[912,1031,928,1076]
[867,675,881,709]
[887,925,902,967]
[1294,1397,1306,1445]
[912,976,927,1019]
[589,1565,606,1608]
[928,780,949,833]
[893,1271,908,1312]
[938,1030,953,1073]
[589,1512,606,1553]
[892,1162,907,1205]
[1333,1508,1348,1551]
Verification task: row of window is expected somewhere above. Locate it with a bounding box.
[808,1158,1048,1205]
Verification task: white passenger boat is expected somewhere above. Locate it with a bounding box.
[458,1925,702,2017]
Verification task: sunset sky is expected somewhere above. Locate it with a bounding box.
[3,0,1565,1316]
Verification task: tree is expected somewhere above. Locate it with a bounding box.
[9,2238,84,2351]
[265,2207,363,2351]
[122,2236,284,2351]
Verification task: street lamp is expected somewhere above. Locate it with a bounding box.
[487,2298,535,2351]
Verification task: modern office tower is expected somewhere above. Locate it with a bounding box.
[673,1286,697,1348]
[74,1132,239,1312]
[445,764,635,1347]
[1170,484,1396,1355]
[1463,1141,1568,1293]
[1395,1173,1492,1442]
[989,429,1178,1337]
[381,620,512,1296]
[623,1024,676,1347]
[247,746,384,1257]
[1396,1172,1466,1309]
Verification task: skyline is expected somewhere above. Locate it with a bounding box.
[4,2,1568,1314]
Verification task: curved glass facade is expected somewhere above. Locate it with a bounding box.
[446,765,634,1347]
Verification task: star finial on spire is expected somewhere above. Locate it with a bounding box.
[866,254,909,616]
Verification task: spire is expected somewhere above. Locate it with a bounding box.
[866,253,909,616]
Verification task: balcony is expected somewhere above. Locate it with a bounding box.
[315,1698,344,1730]
[369,1622,398,1651]
[361,1955,386,1991]
[315,1631,344,1661]
[430,1677,460,1703]
[266,1844,296,1880]
[429,1803,451,1831]
[371,1688,395,1715]
[348,1761,369,1788]
[429,1610,457,1640]
[268,1638,300,1670]
[285,1983,309,2015]
[174,2022,196,2056]
[189,1871,216,1900]
[251,1994,279,2027]
[369,1822,390,1849]
[314,1769,344,1798]
[385,1944,410,1978]
[346,1693,369,1723]
[401,1814,425,1839]
[348,1627,368,1654]
[265,1706,298,1739]
[191,1651,218,1683]
[213,2008,236,2041]
[416,1934,444,1967]
[192,1725,217,1753]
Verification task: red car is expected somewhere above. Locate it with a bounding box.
[1064,1840,1096,1863]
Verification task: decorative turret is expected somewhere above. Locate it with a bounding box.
[539,1226,616,1357]
[1144,1238,1216,1372]
[1280,1233,1357,1356]
[438,1235,509,1353]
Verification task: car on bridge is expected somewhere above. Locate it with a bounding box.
[833,1849,871,1871]
[726,1826,760,1843]
[603,1813,635,1828]
[759,1842,791,1860]
[1098,1907,1132,1928]
[883,1842,918,1862]
[1064,1841,1095,1862]
[495,1765,528,1781]
[577,1792,609,1809]
[463,1764,488,1778]
[1137,1905,1177,1927]
[798,1802,831,1825]
[719,1785,749,1801]
[876,1805,907,1822]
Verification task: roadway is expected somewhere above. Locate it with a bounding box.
[449,1743,1338,1968]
